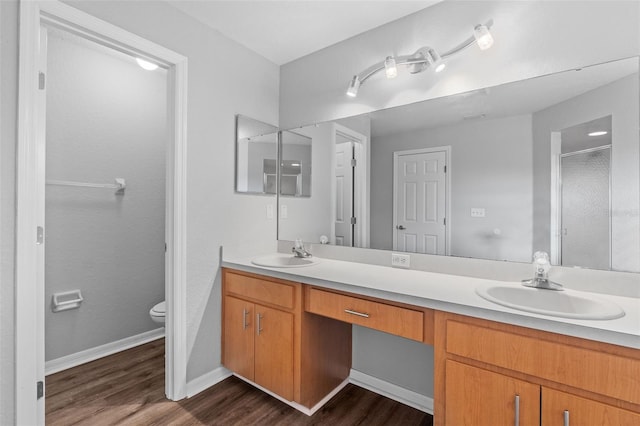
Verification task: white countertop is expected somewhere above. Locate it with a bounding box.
[222,253,640,350]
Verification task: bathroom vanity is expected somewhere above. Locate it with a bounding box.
[221,257,640,424]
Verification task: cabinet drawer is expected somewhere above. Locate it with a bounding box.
[446,320,640,404]
[225,271,295,310]
[306,288,423,341]
[542,387,640,426]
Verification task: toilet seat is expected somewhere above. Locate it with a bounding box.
[150,301,166,317]
[150,301,166,325]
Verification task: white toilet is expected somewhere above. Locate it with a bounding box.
[149,301,166,325]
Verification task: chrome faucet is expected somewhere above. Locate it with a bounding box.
[292,239,312,258]
[521,251,563,291]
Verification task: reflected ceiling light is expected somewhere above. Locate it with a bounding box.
[346,20,494,97]
[588,131,608,137]
[474,24,494,50]
[136,58,159,71]
[384,56,398,79]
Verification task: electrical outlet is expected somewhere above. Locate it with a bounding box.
[470,207,486,218]
[391,252,410,268]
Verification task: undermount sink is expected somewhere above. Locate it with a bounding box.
[475,283,625,320]
[251,254,318,268]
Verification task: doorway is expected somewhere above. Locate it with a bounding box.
[43,24,167,371]
[550,116,612,269]
[393,147,450,254]
[331,123,368,247]
[16,2,188,424]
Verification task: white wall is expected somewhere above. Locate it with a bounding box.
[279,0,640,406]
[44,29,167,361]
[279,123,333,243]
[371,114,533,262]
[0,0,18,423]
[532,74,640,272]
[280,1,640,128]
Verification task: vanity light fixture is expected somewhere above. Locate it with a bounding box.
[346,20,494,97]
[473,24,494,50]
[588,131,608,137]
[384,56,398,79]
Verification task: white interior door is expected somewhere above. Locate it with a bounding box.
[334,142,353,246]
[393,149,447,254]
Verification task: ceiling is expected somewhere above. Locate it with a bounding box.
[167,1,441,65]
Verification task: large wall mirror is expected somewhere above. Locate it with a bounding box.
[278,57,640,273]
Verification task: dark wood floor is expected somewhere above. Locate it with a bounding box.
[46,339,433,425]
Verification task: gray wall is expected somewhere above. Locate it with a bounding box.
[44,29,166,361]
[279,0,640,407]
[371,114,533,263]
[532,74,640,272]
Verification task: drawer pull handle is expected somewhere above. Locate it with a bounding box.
[514,395,520,426]
[345,309,369,318]
[563,410,569,426]
[257,313,263,335]
[242,308,249,330]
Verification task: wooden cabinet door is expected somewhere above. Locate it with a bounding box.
[445,360,540,426]
[222,296,254,381]
[542,388,640,426]
[254,305,294,401]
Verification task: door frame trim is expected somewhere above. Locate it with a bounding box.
[17,1,188,423]
[392,146,451,255]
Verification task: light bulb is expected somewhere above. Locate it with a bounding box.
[136,58,159,71]
[474,24,494,50]
[384,56,398,79]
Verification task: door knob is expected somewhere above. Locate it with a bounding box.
[396,225,406,230]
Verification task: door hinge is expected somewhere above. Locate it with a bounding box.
[351,158,357,167]
[165,243,167,253]
[38,72,45,90]
[36,226,44,245]
[443,218,446,226]
[444,165,447,173]
[37,381,44,399]
[350,217,357,225]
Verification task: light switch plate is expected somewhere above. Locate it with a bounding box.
[266,204,274,219]
[280,204,288,219]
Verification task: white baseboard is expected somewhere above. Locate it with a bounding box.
[45,328,165,376]
[186,366,232,397]
[349,369,434,414]
[232,374,350,416]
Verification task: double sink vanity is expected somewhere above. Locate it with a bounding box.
[221,252,640,425]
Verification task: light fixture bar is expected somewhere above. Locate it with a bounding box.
[346,20,494,97]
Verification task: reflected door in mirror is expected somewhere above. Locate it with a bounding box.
[393,148,448,254]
